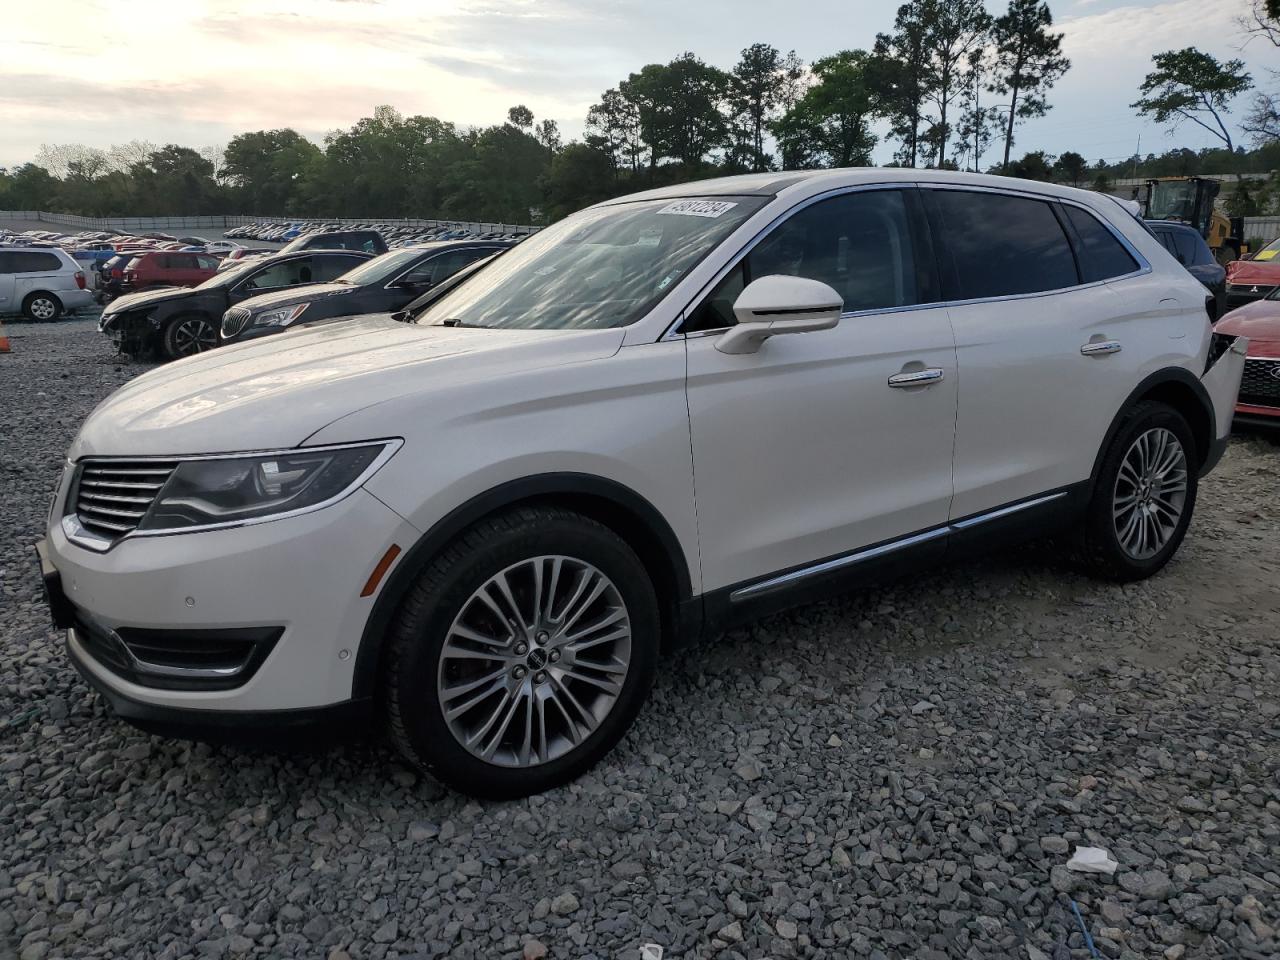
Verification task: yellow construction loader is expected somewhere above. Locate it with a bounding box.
[1144,177,1248,264]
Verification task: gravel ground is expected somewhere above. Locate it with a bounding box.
[2,322,1279,960]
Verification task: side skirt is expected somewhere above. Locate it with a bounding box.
[696,483,1089,639]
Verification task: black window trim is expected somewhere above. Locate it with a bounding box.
[919,183,1151,308]
[667,183,944,340]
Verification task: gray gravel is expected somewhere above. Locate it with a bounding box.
[2,322,1279,960]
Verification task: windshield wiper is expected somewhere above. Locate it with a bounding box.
[438,318,489,328]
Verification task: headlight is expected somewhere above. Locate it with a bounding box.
[255,304,309,328]
[136,440,398,532]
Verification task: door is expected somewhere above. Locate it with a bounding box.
[684,187,958,594]
[926,188,1148,519]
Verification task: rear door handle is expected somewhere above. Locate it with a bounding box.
[1080,340,1122,357]
[888,367,945,388]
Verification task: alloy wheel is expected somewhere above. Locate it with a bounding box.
[1112,426,1188,560]
[30,297,56,320]
[172,317,218,355]
[437,555,632,768]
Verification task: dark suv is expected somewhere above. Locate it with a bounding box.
[1146,221,1226,319]
[280,230,388,256]
[100,249,373,360]
[221,240,511,343]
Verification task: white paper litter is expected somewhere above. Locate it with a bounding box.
[1065,845,1118,875]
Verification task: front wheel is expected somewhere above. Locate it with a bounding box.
[382,507,660,798]
[1081,401,1198,582]
[162,314,218,359]
[22,292,62,321]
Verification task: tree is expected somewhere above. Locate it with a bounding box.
[1132,48,1252,153]
[586,87,644,176]
[953,48,1000,171]
[772,51,879,169]
[543,142,615,220]
[1053,150,1086,185]
[620,54,730,173]
[728,43,786,172]
[507,105,534,130]
[535,119,562,152]
[1225,177,1261,216]
[1092,170,1114,193]
[1008,150,1054,181]
[872,2,931,167]
[920,0,991,166]
[223,129,323,213]
[990,0,1070,172]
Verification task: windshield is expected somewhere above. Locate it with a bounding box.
[416,196,767,330]
[1148,181,1196,221]
[407,254,498,317]
[336,248,424,286]
[1255,237,1280,262]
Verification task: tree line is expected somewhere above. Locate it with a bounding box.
[1,0,1276,225]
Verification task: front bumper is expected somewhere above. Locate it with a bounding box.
[43,485,419,714]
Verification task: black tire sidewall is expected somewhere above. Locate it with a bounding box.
[387,512,659,798]
[1085,401,1198,581]
[22,293,62,322]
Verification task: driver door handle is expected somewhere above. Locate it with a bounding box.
[1081,340,1122,357]
[888,367,945,388]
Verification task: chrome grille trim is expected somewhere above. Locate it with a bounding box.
[69,459,179,544]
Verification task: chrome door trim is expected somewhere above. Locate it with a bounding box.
[730,527,949,602]
[949,491,1069,530]
[729,490,1071,602]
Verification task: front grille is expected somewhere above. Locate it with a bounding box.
[72,459,178,541]
[1239,358,1280,408]
[1228,283,1274,299]
[222,306,252,339]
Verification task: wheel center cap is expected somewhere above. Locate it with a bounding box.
[527,648,548,671]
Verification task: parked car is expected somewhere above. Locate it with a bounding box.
[221,240,512,343]
[1225,240,1280,309]
[0,248,92,320]
[215,247,277,271]
[120,251,221,293]
[1146,221,1226,319]
[38,170,1246,798]
[95,253,136,302]
[99,249,374,359]
[1214,294,1280,428]
[280,229,389,256]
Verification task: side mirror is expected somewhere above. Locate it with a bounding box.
[715,275,842,355]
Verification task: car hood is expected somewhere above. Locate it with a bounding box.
[236,283,353,312]
[1226,260,1280,284]
[105,286,191,314]
[1216,298,1280,344]
[69,316,626,459]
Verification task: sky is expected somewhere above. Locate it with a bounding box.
[1,0,1274,172]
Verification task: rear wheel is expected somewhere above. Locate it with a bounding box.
[382,506,659,798]
[21,292,62,322]
[1081,401,1197,582]
[162,314,218,359]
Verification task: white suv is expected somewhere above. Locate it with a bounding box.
[1,247,93,320]
[38,170,1247,797]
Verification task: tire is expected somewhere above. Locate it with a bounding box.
[1081,401,1198,582]
[161,314,218,359]
[382,506,660,798]
[21,292,62,322]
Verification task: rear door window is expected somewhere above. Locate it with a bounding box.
[7,252,63,273]
[242,257,316,290]
[312,254,367,281]
[1062,206,1140,282]
[930,190,1078,299]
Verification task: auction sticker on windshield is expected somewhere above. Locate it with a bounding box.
[657,199,738,218]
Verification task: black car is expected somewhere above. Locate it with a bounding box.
[94,253,135,302]
[100,249,374,360]
[1146,221,1227,319]
[279,229,389,256]
[220,240,512,343]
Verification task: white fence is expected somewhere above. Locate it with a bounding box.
[1244,217,1280,241]
[0,211,537,235]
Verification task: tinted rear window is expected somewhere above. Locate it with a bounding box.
[1064,206,1140,282]
[932,191,1078,299]
[1,251,63,273]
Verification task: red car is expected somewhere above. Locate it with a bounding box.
[1215,295,1280,425]
[122,251,220,292]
